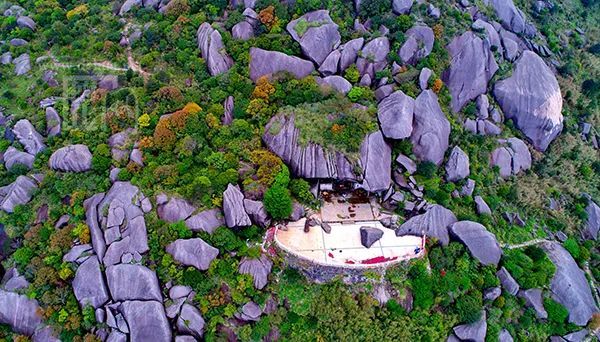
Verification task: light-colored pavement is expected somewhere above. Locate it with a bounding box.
[275,218,424,268]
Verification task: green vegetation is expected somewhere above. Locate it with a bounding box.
[502,246,556,289]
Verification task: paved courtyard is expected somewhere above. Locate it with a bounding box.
[275,218,424,267]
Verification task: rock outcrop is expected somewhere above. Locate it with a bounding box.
[490,0,536,37]
[106,264,162,302]
[166,238,219,271]
[357,37,389,79]
[157,195,196,223]
[120,300,172,342]
[410,90,450,165]
[13,53,30,75]
[45,107,61,137]
[243,199,271,227]
[197,23,233,76]
[49,144,92,172]
[444,31,498,112]
[449,221,502,266]
[518,288,548,319]
[249,48,315,82]
[497,267,520,296]
[263,114,356,180]
[494,51,563,151]
[377,90,414,139]
[316,76,352,95]
[286,10,340,65]
[445,146,470,182]
[338,38,364,72]
[542,241,598,326]
[396,204,457,245]
[72,256,109,309]
[223,184,252,227]
[359,131,392,192]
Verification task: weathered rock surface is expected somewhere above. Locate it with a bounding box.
[197,23,233,76]
[0,176,37,213]
[263,114,356,180]
[449,221,502,266]
[49,144,92,172]
[166,238,219,271]
[238,255,272,289]
[399,26,434,65]
[72,256,109,309]
[236,301,262,321]
[410,90,450,165]
[316,76,352,95]
[232,21,254,40]
[499,329,514,342]
[249,48,315,82]
[177,304,205,338]
[445,146,470,182]
[318,50,340,76]
[286,10,340,65]
[359,131,392,192]
[393,0,413,14]
[157,196,195,223]
[106,264,162,302]
[13,53,30,75]
[518,288,548,319]
[490,137,532,178]
[472,19,502,55]
[223,184,252,227]
[120,300,171,342]
[360,227,383,248]
[16,16,36,30]
[584,200,599,240]
[396,204,457,245]
[13,119,45,155]
[494,51,563,151]
[243,199,270,227]
[453,311,487,342]
[444,31,498,113]
[0,290,43,335]
[542,241,598,326]
[3,147,34,170]
[377,90,414,139]
[185,209,224,234]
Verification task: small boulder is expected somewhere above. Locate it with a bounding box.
[0,290,43,335]
[232,21,254,41]
[238,255,272,289]
[399,26,434,65]
[243,199,271,227]
[392,0,413,14]
[377,90,414,139]
[286,10,340,65]
[445,146,470,182]
[12,119,45,155]
[45,107,61,137]
[474,196,492,215]
[197,23,233,76]
[3,147,34,170]
[166,238,219,271]
[396,204,457,245]
[185,209,225,234]
[249,48,315,82]
[518,288,548,319]
[583,200,599,240]
[497,266,520,296]
[338,38,364,72]
[360,227,383,248]
[176,304,205,338]
[157,196,196,223]
[316,76,352,95]
[13,53,30,75]
[0,176,38,213]
[453,311,487,342]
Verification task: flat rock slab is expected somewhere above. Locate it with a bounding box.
[449,221,502,266]
[120,300,172,342]
[106,264,162,302]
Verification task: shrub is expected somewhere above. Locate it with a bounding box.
[264,184,292,220]
[417,161,437,178]
[345,65,360,83]
[544,298,568,324]
[454,291,483,323]
[502,246,556,288]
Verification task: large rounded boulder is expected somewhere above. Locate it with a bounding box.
[49,144,92,172]
[286,10,340,65]
[493,51,563,151]
[410,90,450,166]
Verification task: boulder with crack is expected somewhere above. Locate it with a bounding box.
[410,90,450,166]
[0,175,38,213]
[399,26,434,65]
[359,131,392,193]
[223,184,252,227]
[263,114,356,180]
[197,23,233,76]
[12,119,45,155]
[286,10,340,65]
[443,31,498,113]
[445,146,470,182]
[490,137,531,178]
[185,208,225,234]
